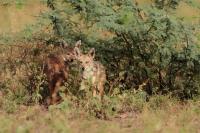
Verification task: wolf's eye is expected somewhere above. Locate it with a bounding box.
[85,61,89,64]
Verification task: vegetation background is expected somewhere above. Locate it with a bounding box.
[0,0,200,132]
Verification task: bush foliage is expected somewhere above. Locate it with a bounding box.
[44,0,200,99]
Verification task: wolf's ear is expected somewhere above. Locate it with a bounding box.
[75,40,81,47]
[61,40,68,48]
[88,48,95,58]
[74,47,81,57]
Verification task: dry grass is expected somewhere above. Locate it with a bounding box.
[0,97,200,133]
[0,0,46,33]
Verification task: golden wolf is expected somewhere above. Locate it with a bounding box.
[74,45,106,100]
[44,40,81,105]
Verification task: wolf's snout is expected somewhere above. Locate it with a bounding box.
[82,67,85,71]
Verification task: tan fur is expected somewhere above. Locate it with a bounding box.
[44,41,81,105]
[74,47,106,99]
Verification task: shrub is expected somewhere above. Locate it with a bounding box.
[44,0,200,99]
